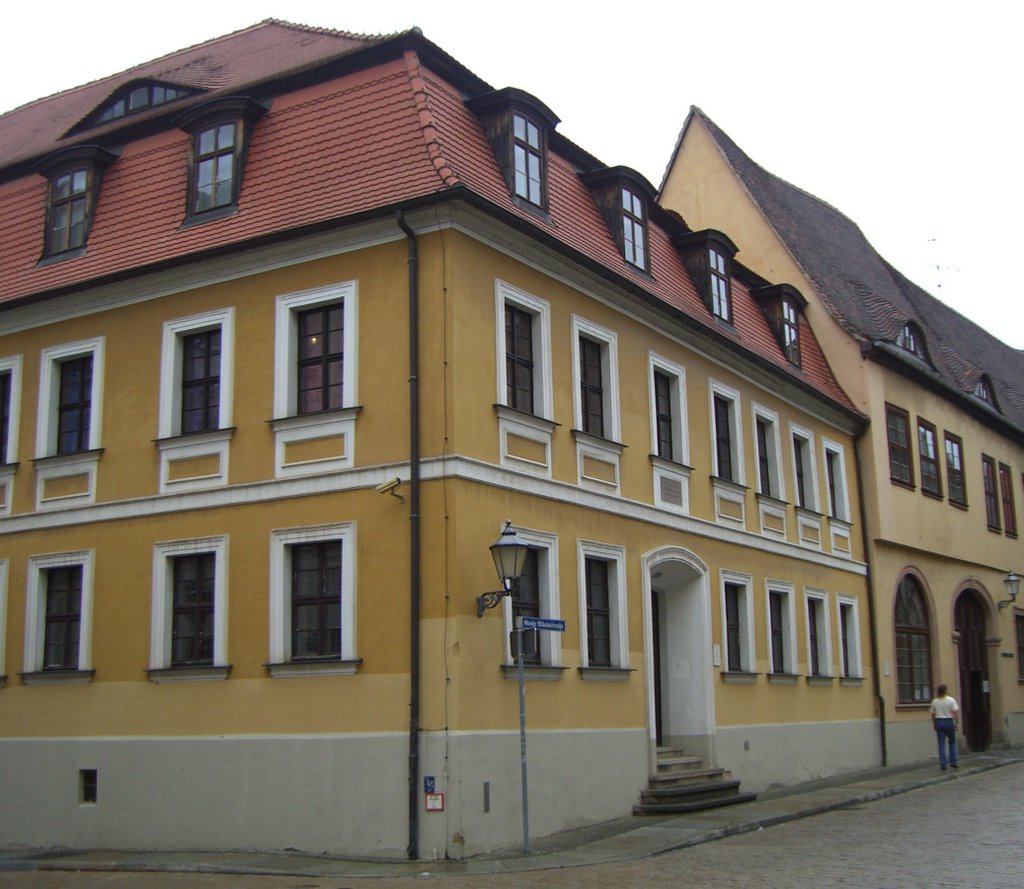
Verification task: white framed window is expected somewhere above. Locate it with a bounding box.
[709,381,743,484]
[272,281,358,477]
[837,595,863,679]
[150,536,229,679]
[804,589,832,678]
[158,308,234,438]
[495,282,556,478]
[822,438,851,521]
[24,550,95,680]
[790,423,819,511]
[765,581,797,675]
[268,522,357,676]
[649,353,690,513]
[752,404,784,500]
[36,337,105,457]
[649,353,688,464]
[496,281,553,420]
[0,355,22,466]
[156,309,234,492]
[721,570,755,674]
[571,316,620,442]
[502,527,561,671]
[577,541,627,671]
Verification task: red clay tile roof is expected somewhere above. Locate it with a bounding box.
[0,23,856,419]
[684,106,1024,430]
[0,20,391,169]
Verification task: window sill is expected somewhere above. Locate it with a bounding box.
[571,429,626,453]
[721,671,759,685]
[578,666,634,682]
[501,664,567,681]
[949,500,969,511]
[36,246,87,267]
[767,672,800,685]
[921,488,944,501]
[805,675,834,687]
[493,404,559,432]
[894,702,931,710]
[147,665,232,683]
[155,427,236,448]
[20,669,95,686]
[265,658,362,678]
[710,475,748,494]
[32,448,104,469]
[268,406,362,431]
[840,676,865,688]
[890,478,916,491]
[180,204,238,228]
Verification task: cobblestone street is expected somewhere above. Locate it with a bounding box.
[3,762,1022,889]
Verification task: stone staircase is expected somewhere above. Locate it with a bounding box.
[633,746,757,815]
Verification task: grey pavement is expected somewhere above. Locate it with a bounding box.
[1,746,1022,882]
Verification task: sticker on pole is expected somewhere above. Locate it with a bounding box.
[518,617,566,632]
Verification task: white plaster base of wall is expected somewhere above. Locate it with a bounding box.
[0,734,409,859]
[418,727,649,859]
[714,719,882,792]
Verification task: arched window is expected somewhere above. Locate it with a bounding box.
[895,576,932,703]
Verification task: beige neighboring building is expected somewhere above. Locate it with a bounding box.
[662,107,1024,764]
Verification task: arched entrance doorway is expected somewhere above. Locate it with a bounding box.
[643,548,714,760]
[954,590,990,751]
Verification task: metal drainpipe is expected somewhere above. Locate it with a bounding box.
[853,426,887,766]
[397,211,421,859]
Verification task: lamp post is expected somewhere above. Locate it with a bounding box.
[476,520,532,854]
[998,570,1020,609]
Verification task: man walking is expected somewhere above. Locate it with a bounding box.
[930,684,960,770]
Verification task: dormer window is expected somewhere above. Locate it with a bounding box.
[50,169,89,253]
[177,97,266,223]
[750,283,807,367]
[194,122,238,213]
[466,88,559,213]
[974,374,996,406]
[622,187,647,270]
[780,297,800,365]
[709,248,731,321]
[674,230,739,324]
[34,145,118,260]
[70,80,198,134]
[513,113,544,206]
[96,82,193,125]
[580,166,656,272]
[896,322,928,360]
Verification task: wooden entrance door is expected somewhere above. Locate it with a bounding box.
[954,591,990,751]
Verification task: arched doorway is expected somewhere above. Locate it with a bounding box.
[643,548,714,760]
[954,590,990,751]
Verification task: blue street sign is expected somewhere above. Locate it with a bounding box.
[519,617,566,632]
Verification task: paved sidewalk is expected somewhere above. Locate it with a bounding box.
[3,748,1022,880]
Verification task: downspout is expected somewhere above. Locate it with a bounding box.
[397,210,421,859]
[854,426,887,766]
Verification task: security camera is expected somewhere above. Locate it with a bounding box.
[375,477,401,494]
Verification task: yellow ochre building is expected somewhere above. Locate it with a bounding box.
[2,22,880,859]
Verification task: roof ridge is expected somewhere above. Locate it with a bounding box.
[692,107,852,222]
[260,17,403,42]
[401,49,461,190]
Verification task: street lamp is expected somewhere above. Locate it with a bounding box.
[477,520,529,616]
[998,570,1020,609]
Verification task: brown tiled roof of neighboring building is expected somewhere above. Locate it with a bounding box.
[685,106,1024,430]
[0,23,857,418]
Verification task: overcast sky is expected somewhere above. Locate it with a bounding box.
[4,1,1021,347]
